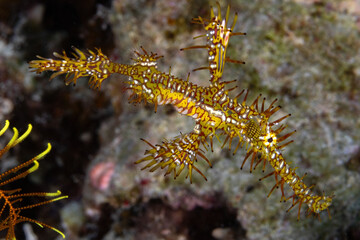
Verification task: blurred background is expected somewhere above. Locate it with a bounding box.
[0,0,359,239]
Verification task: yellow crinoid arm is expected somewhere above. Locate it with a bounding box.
[0,120,68,239]
[0,124,32,160]
[0,120,10,136]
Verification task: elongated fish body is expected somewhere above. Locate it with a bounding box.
[29,3,333,219]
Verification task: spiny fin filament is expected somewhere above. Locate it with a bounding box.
[29,47,114,90]
[135,133,211,183]
[180,45,209,51]
[225,57,245,64]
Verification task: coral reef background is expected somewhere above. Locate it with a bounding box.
[0,0,359,239]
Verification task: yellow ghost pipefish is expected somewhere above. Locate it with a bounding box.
[29,3,333,220]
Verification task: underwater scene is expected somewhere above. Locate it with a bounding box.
[0,0,359,239]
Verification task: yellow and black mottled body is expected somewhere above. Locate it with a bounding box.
[29,3,332,219]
